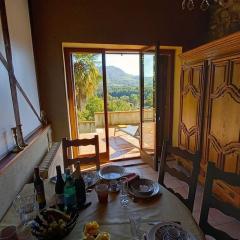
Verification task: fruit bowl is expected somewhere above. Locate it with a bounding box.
[31,208,79,240]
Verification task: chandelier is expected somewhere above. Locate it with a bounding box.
[182,0,227,11]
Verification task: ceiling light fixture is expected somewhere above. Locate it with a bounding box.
[182,0,227,11]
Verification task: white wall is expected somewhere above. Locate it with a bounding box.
[0,0,41,158]
[0,127,51,221]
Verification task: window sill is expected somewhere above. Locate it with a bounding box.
[0,125,51,174]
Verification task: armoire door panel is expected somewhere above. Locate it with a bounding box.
[206,56,240,175]
[192,66,201,90]
[207,140,219,166]
[179,63,205,153]
[179,33,240,207]
[210,94,240,145]
[183,68,190,89]
[182,92,198,129]
[225,153,240,174]
[210,60,229,93]
[189,134,197,153]
[231,58,240,89]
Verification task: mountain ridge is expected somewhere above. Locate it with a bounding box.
[98,66,153,87]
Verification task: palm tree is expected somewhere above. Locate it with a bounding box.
[73,54,101,111]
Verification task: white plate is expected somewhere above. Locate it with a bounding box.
[128,180,161,199]
[146,222,197,240]
[99,165,125,180]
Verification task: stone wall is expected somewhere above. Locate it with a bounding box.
[209,0,240,40]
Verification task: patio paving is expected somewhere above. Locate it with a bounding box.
[78,122,155,160]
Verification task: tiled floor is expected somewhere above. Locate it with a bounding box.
[163,172,240,239]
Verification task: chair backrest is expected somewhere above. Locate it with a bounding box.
[199,162,240,240]
[158,140,201,212]
[62,135,100,171]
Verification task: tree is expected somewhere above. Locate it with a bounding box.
[108,97,132,112]
[73,54,101,110]
[78,96,104,121]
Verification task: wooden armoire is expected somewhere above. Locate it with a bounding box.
[178,32,240,207]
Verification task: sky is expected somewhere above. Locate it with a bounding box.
[96,53,154,77]
[106,54,154,77]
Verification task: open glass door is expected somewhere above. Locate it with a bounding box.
[65,50,109,162]
[140,51,156,167]
[140,47,174,169]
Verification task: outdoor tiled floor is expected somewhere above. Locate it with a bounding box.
[79,122,155,160]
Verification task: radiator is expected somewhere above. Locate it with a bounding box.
[39,142,63,179]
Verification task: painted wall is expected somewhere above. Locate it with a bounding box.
[0,127,51,220]
[0,0,41,159]
[28,0,209,141]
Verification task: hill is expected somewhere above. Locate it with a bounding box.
[98,66,153,87]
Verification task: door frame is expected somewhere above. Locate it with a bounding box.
[63,48,110,161]
[63,46,175,165]
[139,47,175,170]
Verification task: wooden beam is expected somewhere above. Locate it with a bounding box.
[102,52,110,158]
[0,0,21,126]
[139,52,144,150]
[0,50,41,123]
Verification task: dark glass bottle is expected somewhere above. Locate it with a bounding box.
[55,165,65,211]
[75,162,86,208]
[34,167,46,210]
[64,168,76,212]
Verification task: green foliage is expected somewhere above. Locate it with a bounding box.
[73,53,101,110]
[78,96,104,121]
[108,96,133,112]
[74,55,154,122]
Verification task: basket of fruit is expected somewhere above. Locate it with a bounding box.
[31,208,79,240]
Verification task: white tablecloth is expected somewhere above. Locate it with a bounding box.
[0,179,204,240]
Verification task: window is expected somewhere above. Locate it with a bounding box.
[0,0,41,159]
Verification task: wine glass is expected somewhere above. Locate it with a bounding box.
[13,194,38,225]
[119,178,129,208]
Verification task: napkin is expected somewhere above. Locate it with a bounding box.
[122,173,140,185]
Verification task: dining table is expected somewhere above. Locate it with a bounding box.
[0,165,205,240]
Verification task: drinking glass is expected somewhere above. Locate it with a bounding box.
[109,180,120,192]
[95,183,109,203]
[119,178,129,208]
[13,194,38,225]
[129,213,142,240]
[83,171,97,188]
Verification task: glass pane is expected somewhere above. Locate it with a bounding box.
[142,53,155,155]
[72,53,106,155]
[106,53,140,160]
[0,17,16,159]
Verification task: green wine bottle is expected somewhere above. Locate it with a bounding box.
[34,167,46,210]
[64,168,76,212]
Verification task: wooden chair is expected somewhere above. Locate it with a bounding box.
[199,162,240,240]
[158,140,201,212]
[62,135,100,171]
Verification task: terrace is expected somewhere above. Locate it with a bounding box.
[0,1,239,239]
[78,110,155,160]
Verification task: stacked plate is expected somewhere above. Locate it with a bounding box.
[99,165,125,180]
[128,178,161,199]
[146,222,196,240]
